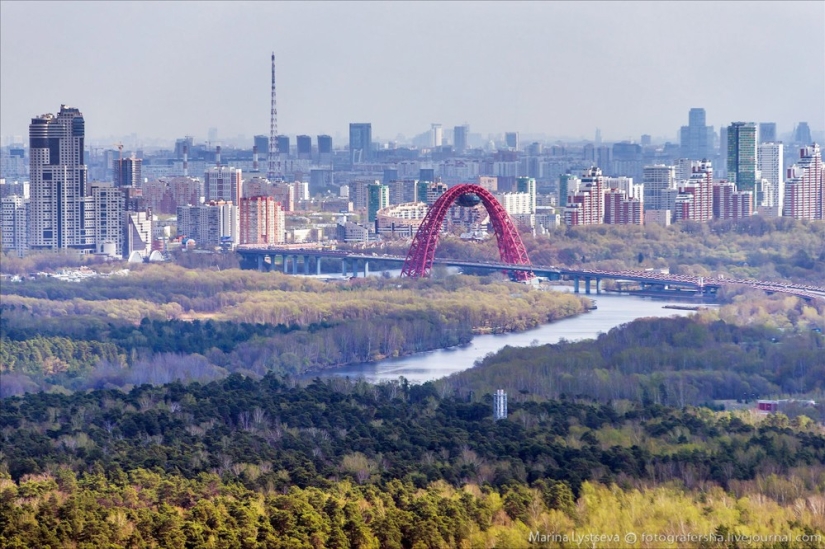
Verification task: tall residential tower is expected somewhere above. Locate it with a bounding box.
[727,122,759,196]
[28,105,91,252]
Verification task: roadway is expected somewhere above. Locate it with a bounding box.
[236,247,825,302]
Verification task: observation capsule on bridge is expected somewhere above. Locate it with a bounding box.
[455,193,481,207]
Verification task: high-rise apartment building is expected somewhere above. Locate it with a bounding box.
[419,168,435,183]
[1,195,28,257]
[317,134,333,165]
[431,124,443,148]
[516,177,537,214]
[674,160,714,222]
[239,196,284,245]
[276,136,290,158]
[453,125,469,154]
[757,142,784,212]
[712,181,753,220]
[679,108,714,160]
[349,123,372,164]
[727,122,759,196]
[504,132,519,151]
[388,179,417,205]
[204,166,242,204]
[674,158,693,183]
[28,105,91,252]
[254,135,269,156]
[759,123,777,144]
[563,167,604,226]
[383,168,399,185]
[793,122,812,144]
[113,157,142,187]
[271,181,295,212]
[296,135,312,159]
[89,182,124,257]
[497,191,534,216]
[123,211,152,258]
[177,201,238,248]
[558,173,580,209]
[580,167,605,224]
[317,135,332,155]
[604,189,643,225]
[642,165,675,211]
[783,144,822,220]
[367,182,389,223]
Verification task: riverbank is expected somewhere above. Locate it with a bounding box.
[303,292,704,384]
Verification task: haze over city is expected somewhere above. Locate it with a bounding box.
[1,1,823,144]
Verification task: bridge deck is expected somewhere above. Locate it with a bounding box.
[236,247,825,301]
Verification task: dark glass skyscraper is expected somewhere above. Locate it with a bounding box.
[296,135,312,159]
[317,135,332,154]
[254,135,269,155]
[276,136,290,157]
[727,122,758,195]
[453,124,468,154]
[349,123,372,163]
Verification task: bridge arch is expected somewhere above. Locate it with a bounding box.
[400,184,533,280]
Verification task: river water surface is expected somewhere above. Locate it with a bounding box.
[311,289,706,384]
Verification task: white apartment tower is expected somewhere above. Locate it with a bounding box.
[757,142,784,212]
[1,195,29,257]
[91,182,124,257]
[431,124,443,148]
[204,166,242,204]
[28,105,91,252]
[642,164,672,210]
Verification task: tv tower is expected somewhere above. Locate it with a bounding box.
[267,52,281,181]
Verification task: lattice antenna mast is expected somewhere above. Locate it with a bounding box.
[268,52,281,181]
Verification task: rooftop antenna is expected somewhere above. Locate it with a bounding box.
[268,52,281,181]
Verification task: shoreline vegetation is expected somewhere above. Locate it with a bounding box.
[0,266,587,397]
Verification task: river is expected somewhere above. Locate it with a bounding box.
[310,289,709,384]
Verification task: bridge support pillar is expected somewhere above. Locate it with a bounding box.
[585,277,592,295]
[574,276,580,294]
[342,259,347,277]
[316,257,321,276]
[292,256,298,275]
[257,255,264,272]
[304,256,310,275]
[596,278,601,294]
[283,255,289,274]
[364,261,369,278]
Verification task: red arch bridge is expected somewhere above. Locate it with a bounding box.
[237,185,825,302]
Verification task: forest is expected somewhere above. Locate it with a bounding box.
[1,373,824,547]
[0,271,585,396]
[437,302,825,420]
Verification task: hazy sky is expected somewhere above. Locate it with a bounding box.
[2,1,823,144]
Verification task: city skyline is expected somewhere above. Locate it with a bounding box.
[2,1,824,144]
